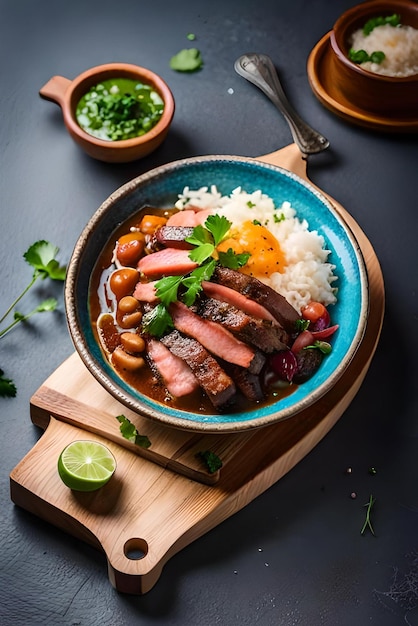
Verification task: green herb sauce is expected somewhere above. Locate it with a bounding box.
[76,78,164,141]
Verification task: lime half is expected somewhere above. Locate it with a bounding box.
[58,440,117,492]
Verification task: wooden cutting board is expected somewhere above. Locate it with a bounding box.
[10,144,385,594]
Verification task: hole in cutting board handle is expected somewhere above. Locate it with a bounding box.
[124,537,148,560]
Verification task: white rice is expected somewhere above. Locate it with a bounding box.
[350,23,418,77]
[175,186,338,313]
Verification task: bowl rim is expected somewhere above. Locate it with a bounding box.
[331,0,418,82]
[62,62,175,149]
[65,154,370,433]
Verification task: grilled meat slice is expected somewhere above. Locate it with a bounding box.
[198,297,289,353]
[202,280,277,322]
[211,266,300,332]
[160,330,237,410]
[152,225,195,250]
[169,301,265,374]
[224,363,265,402]
[146,337,199,397]
[137,248,198,278]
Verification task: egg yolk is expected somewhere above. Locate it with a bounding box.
[217,220,286,278]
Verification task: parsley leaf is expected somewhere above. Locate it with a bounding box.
[218,248,250,270]
[182,259,216,305]
[295,318,310,332]
[196,450,223,474]
[154,275,183,307]
[204,214,231,246]
[185,224,213,247]
[116,414,151,448]
[24,240,67,281]
[142,303,174,337]
[188,242,215,264]
[0,368,17,398]
[1,240,66,341]
[273,212,285,223]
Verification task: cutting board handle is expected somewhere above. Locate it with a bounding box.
[258,143,309,180]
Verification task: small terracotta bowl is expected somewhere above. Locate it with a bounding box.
[329,0,418,116]
[40,63,175,163]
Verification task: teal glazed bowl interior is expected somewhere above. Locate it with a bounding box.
[65,156,369,433]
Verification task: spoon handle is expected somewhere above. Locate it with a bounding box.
[235,53,329,156]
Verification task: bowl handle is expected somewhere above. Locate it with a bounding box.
[39,75,71,107]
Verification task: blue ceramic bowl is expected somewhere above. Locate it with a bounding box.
[65,155,369,432]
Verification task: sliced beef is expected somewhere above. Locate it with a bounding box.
[160,330,236,410]
[146,337,199,397]
[166,208,213,227]
[198,297,289,353]
[202,280,277,323]
[170,301,265,374]
[211,266,300,332]
[224,363,265,402]
[293,348,323,384]
[137,248,198,278]
[152,226,195,250]
[133,280,159,303]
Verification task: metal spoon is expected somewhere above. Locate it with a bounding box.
[234,53,329,157]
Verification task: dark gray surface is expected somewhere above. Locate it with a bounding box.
[1,0,418,624]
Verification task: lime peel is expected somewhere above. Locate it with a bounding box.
[58,440,117,492]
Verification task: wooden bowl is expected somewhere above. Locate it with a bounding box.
[329,0,418,115]
[40,63,175,163]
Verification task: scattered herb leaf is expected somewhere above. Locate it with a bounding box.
[361,494,376,536]
[170,48,203,72]
[348,48,386,65]
[0,240,66,335]
[0,241,67,396]
[186,33,196,41]
[273,212,285,223]
[295,318,310,332]
[0,368,17,398]
[205,214,232,246]
[370,51,386,64]
[153,275,183,307]
[1,298,58,338]
[363,13,400,35]
[196,450,223,474]
[305,340,332,354]
[116,414,151,448]
[188,242,215,265]
[181,260,217,306]
[24,240,67,281]
[141,303,174,338]
[217,248,250,270]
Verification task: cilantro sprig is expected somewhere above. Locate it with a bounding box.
[142,215,250,337]
[0,240,67,398]
[116,414,151,448]
[0,240,66,339]
[0,368,17,398]
[196,450,223,474]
